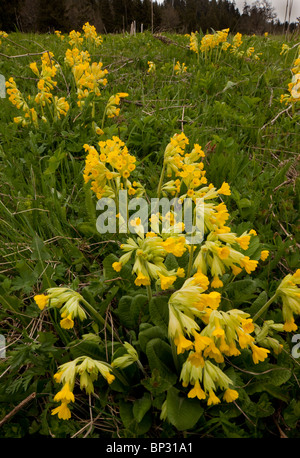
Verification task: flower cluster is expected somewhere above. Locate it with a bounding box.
[189,32,199,54]
[6,52,69,126]
[54,30,65,41]
[280,47,300,105]
[276,269,300,332]
[200,28,230,53]
[174,61,187,75]
[147,61,156,74]
[0,30,8,46]
[67,58,108,108]
[113,232,186,290]
[82,22,103,47]
[188,30,261,61]
[168,271,271,404]
[64,24,107,108]
[51,356,115,419]
[83,136,143,200]
[34,287,87,329]
[105,92,129,118]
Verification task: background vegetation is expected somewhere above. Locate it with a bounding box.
[0,0,299,35]
[0,23,299,438]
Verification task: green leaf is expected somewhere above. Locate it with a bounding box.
[119,400,152,436]
[132,393,152,423]
[139,325,167,353]
[166,387,203,431]
[225,279,258,302]
[247,291,268,316]
[149,296,169,331]
[145,338,177,385]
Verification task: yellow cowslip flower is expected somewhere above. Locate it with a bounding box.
[53,382,75,404]
[223,388,239,403]
[217,182,231,196]
[174,61,187,75]
[207,390,221,406]
[191,270,209,290]
[192,334,212,355]
[235,235,251,250]
[105,93,129,118]
[161,236,186,257]
[51,402,71,420]
[250,343,270,364]
[190,32,199,54]
[174,333,194,354]
[236,328,255,348]
[0,31,8,46]
[194,238,255,284]
[231,264,242,276]
[212,317,225,338]
[203,339,224,363]
[53,96,69,119]
[211,276,223,289]
[239,256,258,274]
[276,269,300,331]
[69,30,83,47]
[163,132,189,177]
[187,380,206,400]
[222,42,231,51]
[54,30,64,40]
[159,274,177,290]
[135,272,151,286]
[29,62,39,76]
[60,312,75,330]
[147,61,156,73]
[176,267,185,278]
[195,291,221,311]
[112,261,123,272]
[260,250,269,261]
[34,294,49,310]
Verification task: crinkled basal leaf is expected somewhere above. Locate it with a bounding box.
[166,387,204,431]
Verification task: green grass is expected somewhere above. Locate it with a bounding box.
[0,30,299,438]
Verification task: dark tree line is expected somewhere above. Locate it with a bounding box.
[0,0,298,35]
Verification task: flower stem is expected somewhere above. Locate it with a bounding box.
[136,359,148,377]
[146,284,152,302]
[252,293,278,323]
[171,340,179,372]
[157,162,166,199]
[186,244,194,278]
[81,298,113,334]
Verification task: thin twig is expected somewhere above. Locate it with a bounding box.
[0,392,36,427]
[260,104,292,130]
[0,51,50,59]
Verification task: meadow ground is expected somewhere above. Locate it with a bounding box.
[0,29,299,438]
